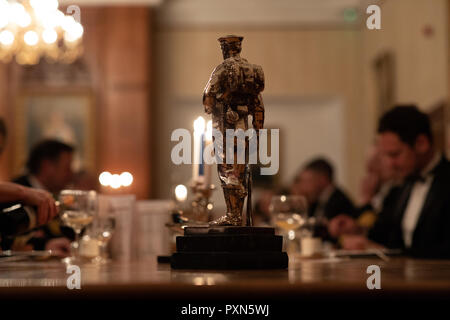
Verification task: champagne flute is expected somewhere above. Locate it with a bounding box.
[59,190,96,264]
[92,215,116,264]
[270,195,308,254]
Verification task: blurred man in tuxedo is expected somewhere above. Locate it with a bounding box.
[0,118,59,250]
[291,158,356,220]
[328,144,401,239]
[9,139,74,255]
[14,139,74,195]
[342,105,450,259]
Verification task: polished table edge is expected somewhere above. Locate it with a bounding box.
[1,280,450,300]
[2,256,450,300]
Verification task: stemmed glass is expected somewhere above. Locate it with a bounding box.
[91,215,116,264]
[270,195,308,254]
[59,190,96,264]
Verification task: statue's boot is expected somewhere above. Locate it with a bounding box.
[209,187,246,226]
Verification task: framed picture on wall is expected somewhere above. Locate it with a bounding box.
[427,101,447,156]
[374,52,396,115]
[13,89,96,176]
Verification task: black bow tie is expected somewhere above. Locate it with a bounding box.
[406,174,426,184]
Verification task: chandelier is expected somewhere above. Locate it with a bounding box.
[0,0,84,65]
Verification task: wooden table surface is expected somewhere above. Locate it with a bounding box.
[2,254,448,317]
[1,254,450,299]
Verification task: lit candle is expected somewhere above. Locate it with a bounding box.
[193,116,205,182]
[203,120,213,188]
[175,184,188,202]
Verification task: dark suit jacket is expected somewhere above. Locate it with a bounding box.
[325,188,357,219]
[307,187,356,241]
[12,175,33,188]
[309,187,356,220]
[369,157,450,259]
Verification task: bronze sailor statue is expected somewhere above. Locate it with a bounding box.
[203,35,265,226]
[171,36,287,269]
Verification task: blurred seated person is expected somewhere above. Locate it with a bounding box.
[14,139,74,194]
[291,158,356,221]
[253,189,275,227]
[10,139,75,256]
[340,105,450,259]
[328,144,401,238]
[0,118,59,251]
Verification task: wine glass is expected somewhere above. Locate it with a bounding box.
[270,195,308,254]
[59,190,96,264]
[91,215,116,264]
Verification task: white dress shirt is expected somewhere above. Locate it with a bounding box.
[28,175,45,190]
[313,185,335,219]
[401,153,441,248]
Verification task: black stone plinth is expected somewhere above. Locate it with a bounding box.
[170,226,288,270]
[184,226,274,235]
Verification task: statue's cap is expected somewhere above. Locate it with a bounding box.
[218,35,243,44]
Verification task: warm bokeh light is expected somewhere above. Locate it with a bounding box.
[0,0,84,65]
[30,0,59,12]
[10,3,30,27]
[62,15,83,42]
[110,174,121,189]
[41,10,64,29]
[120,172,133,187]
[175,184,188,202]
[99,171,133,188]
[42,28,57,44]
[0,30,14,46]
[99,171,112,187]
[0,1,9,29]
[24,30,38,46]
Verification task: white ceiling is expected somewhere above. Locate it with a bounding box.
[60,0,379,27]
[158,0,373,28]
[59,0,162,5]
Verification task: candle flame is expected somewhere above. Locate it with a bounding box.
[194,116,206,133]
[175,184,188,202]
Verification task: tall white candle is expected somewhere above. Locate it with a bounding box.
[193,116,205,182]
